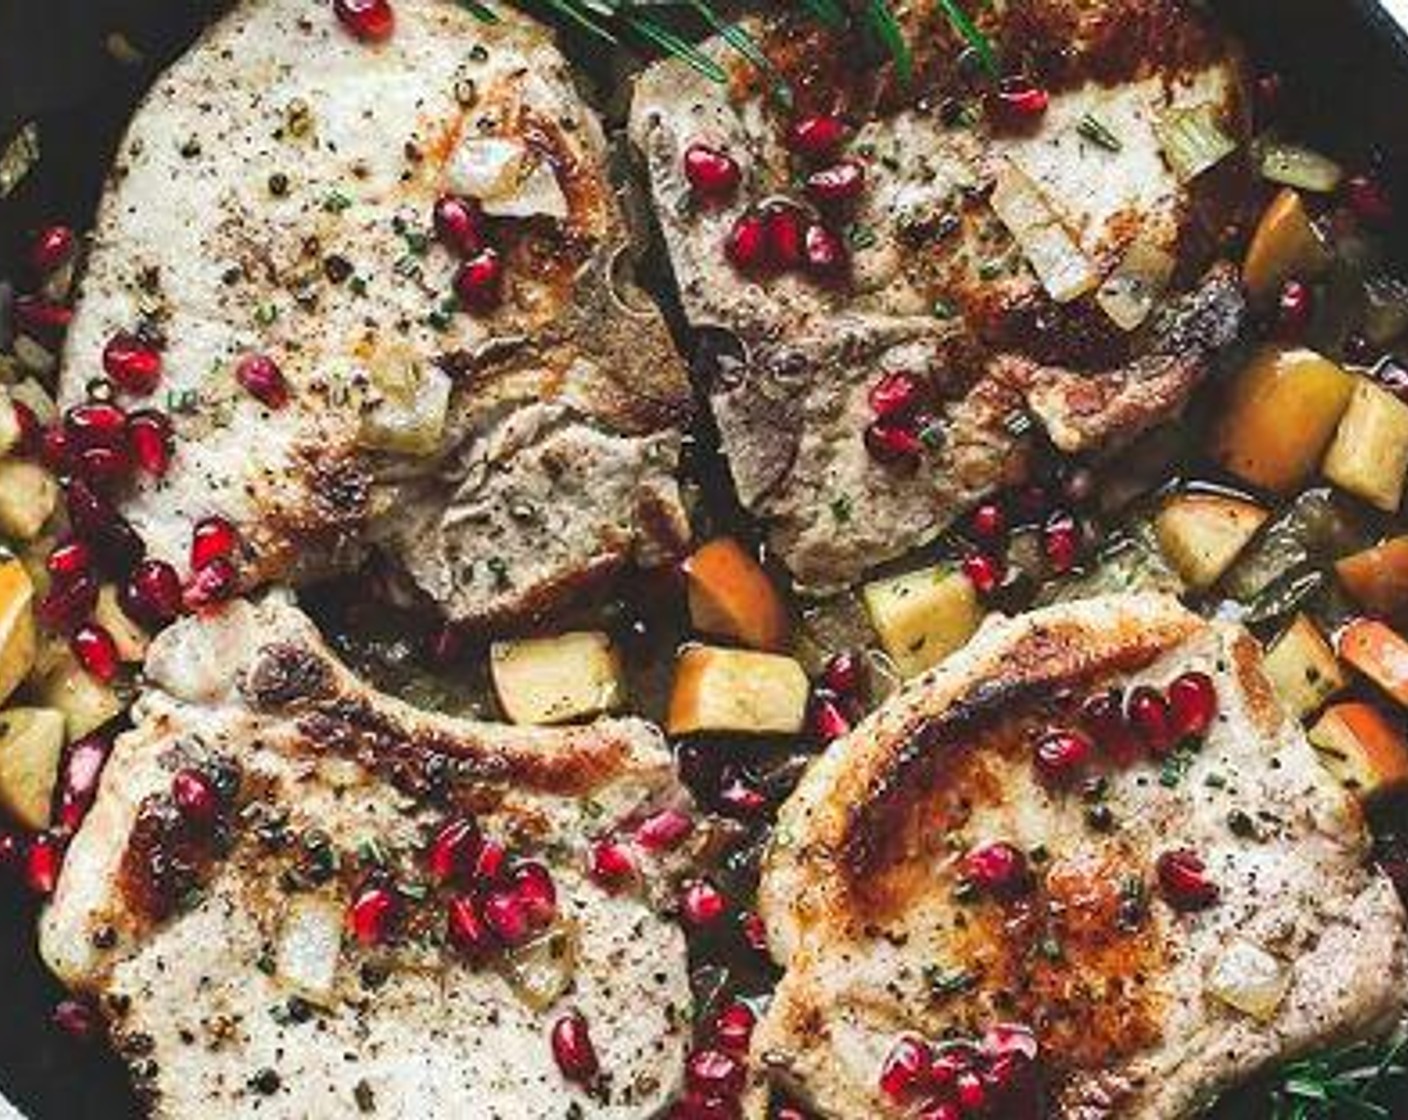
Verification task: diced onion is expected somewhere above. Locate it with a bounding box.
[1255,139,1343,194]
[1207,938,1290,1022]
[276,895,344,1004]
[501,922,579,1012]
[359,359,452,457]
[1156,105,1237,182]
[0,123,39,200]
[447,136,568,221]
[990,163,1098,304]
[1097,240,1176,331]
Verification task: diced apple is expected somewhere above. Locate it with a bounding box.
[1336,538,1408,618]
[1262,614,1346,720]
[1214,347,1354,493]
[490,631,624,726]
[666,646,809,737]
[1154,493,1269,590]
[0,558,36,707]
[683,537,790,652]
[0,707,65,831]
[1339,618,1408,707]
[94,585,150,663]
[34,643,122,738]
[1308,702,1408,800]
[1242,187,1333,302]
[0,460,57,540]
[1322,378,1408,512]
[863,565,983,678]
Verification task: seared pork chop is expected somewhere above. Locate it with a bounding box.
[60,0,692,625]
[630,1,1250,591]
[752,593,1407,1117]
[41,597,694,1118]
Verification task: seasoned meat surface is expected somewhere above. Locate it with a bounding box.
[630,0,1250,591]
[60,0,692,625]
[751,594,1408,1117]
[41,597,694,1118]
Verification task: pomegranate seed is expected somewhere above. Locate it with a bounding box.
[739,910,768,953]
[787,114,847,161]
[868,371,922,420]
[680,879,727,926]
[686,1048,746,1098]
[684,143,742,199]
[1156,849,1219,911]
[635,808,693,852]
[71,623,119,682]
[427,817,481,883]
[1346,173,1393,228]
[806,160,866,205]
[550,1010,600,1085]
[74,446,132,489]
[956,1070,987,1111]
[13,295,73,341]
[1167,671,1217,740]
[184,558,238,611]
[1275,279,1313,341]
[334,0,395,42]
[763,205,804,271]
[712,1002,756,1054]
[454,249,504,312]
[1081,688,1138,763]
[879,1036,931,1100]
[172,768,219,828]
[821,651,864,698]
[47,539,92,581]
[55,734,112,833]
[962,841,1033,899]
[962,552,1004,596]
[51,999,99,1041]
[481,889,533,945]
[919,1104,960,1120]
[350,884,400,945]
[718,771,767,816]
[12,400,40,456]
[993,76,1050,128]
[446,894,494,957]
[126,409,173,477]
[864,420,922,468]
[512,861,557,928]
[102,332,162,396]
[588,839,636,887]
[724,214,767,274]
[25,833,63,896]
[470,837,507,885]
[1034,728,1092,785]
[982,1023,1039,1061]
[432,194,484,257]
[969,501,1007,542]
[40,425,69,472]
[1126,685,1175,754]
[191,516,238,569]
[423,621,464,666]
[65,401,128,452]
[30,225,76,274]
[120,560,182,628]
[1042,510,1080,573]
[39,574,98,634]
[804,222,848,279]
[808,693,852,743]
[235,354,291,409]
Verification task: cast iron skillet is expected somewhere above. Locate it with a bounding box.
[1,1,1407,1116]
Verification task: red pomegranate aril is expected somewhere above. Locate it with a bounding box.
[919,1104,961,1120]
[686,1048,746,1099]
[864,420,922,468]
[1081,687,1136,761]
[172,768,218,827]
[51,999,100,1041]
[1346,173,1393,228]
[512,861,557,928]
[446,894,494,957]
[71,623,119,683]
[680,878,727,927]
[12,400,40,457]
[1127,685,1175,754]
[718,771,767,816]
[39,575,98,635]
[993,76,1050,127]
[65,401,128,452]
[787,114,847,161]
[1034,728,1092,786]
[684,143,742,199]
[25,833,63,896]
[334,0,395,42]
[47,539,92,581]
[806,160,866,206]
[432,194,484,257]
[550,1010,600,1085]
[739,909,768,953]
[808,693,852,743]
[724,213,767,274]
[427,817,481,883]
[868,371,922,420]
[348,884,399,945]
[1168,671,1217,739]
[470,837,507,885]
[56,734,112,834]
[1042,511,1080,573]
[1275,279,1313,340]
[235,354,291,409]
[963,841,1033,899]
[982,1022,1039,1061]
[764,206,805,271]
[821,651,864,698]
[879,1036,931,1100]
[588,839,636,887]
[30,225,76,275]
[970,501,1007,543]
[712,1001,756,1055]
[184,557,238,611]
[635,807,693,852]
[955,1070,987,1111]
[127,409,172,477]
[75,445,132,489]
[962,552,1004,596]
[803,222,848,279]
[121,560,182,628]
[102,332,162,396]
[191,516,238,569]
[13,295,73,341]
[481,889,533,945]
[454,248,504,312]
[40,425,69,472]
[1156,849,1219,911]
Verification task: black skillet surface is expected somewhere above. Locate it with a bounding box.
[2,1,1408,1116]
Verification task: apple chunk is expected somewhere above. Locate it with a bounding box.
[863,565,983,678]
[1154,493,1268,590]
[1339,618,1408,707]
[0,707,65,830]
[667,646,809,737]
[1242,188,1333,302]
[490,632,624,726]
[1262,614,1345,720]
[1309,702,1408,800]
[683,537,790,652]
[0,558,36,707]
[1322,378,1408,512]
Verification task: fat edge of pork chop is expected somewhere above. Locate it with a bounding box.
[60,0,693,626]
[630,0,1252,592]
[41,596,694,1119]
[751,593,1408,1118]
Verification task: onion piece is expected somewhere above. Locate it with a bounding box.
[1207,937,1291,1021]
[1255,138,1343,193]
[1097,240,1176,332]
[990,163,1098,305]
[1156,105,1237,182]
[359,358,452,457]
[500,922,579,1012]
[0,123,39,200]
[276,895,344,1004]
[447,136,568,221]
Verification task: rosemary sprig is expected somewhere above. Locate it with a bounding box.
[934,0,998,78]
[1266,1034,1408,1119]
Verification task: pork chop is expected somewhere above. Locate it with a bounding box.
[630,1,1250,592]
[60,0,693,625]
[752,593,1408,1117]
[40,596,695,1118]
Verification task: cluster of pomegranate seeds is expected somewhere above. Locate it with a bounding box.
[333,0,395,42]
[1156,848,1219,911]
[235,353,291,409]
[684,143,742,200]
[550,1009,601,1086]
[962,841,1034,900]
[183,516,240,612]
[430,192,505,314]
[862,370,938,472]
[102,332,163,396]
[808,650,867,744]
[666,1002,757,1119]
[43,396,173,494]
[990,76,1050,130]
[29,225,76,275]
[959,486,1086,597]
[880,1025,1041,1117]
[725,201,845,283]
